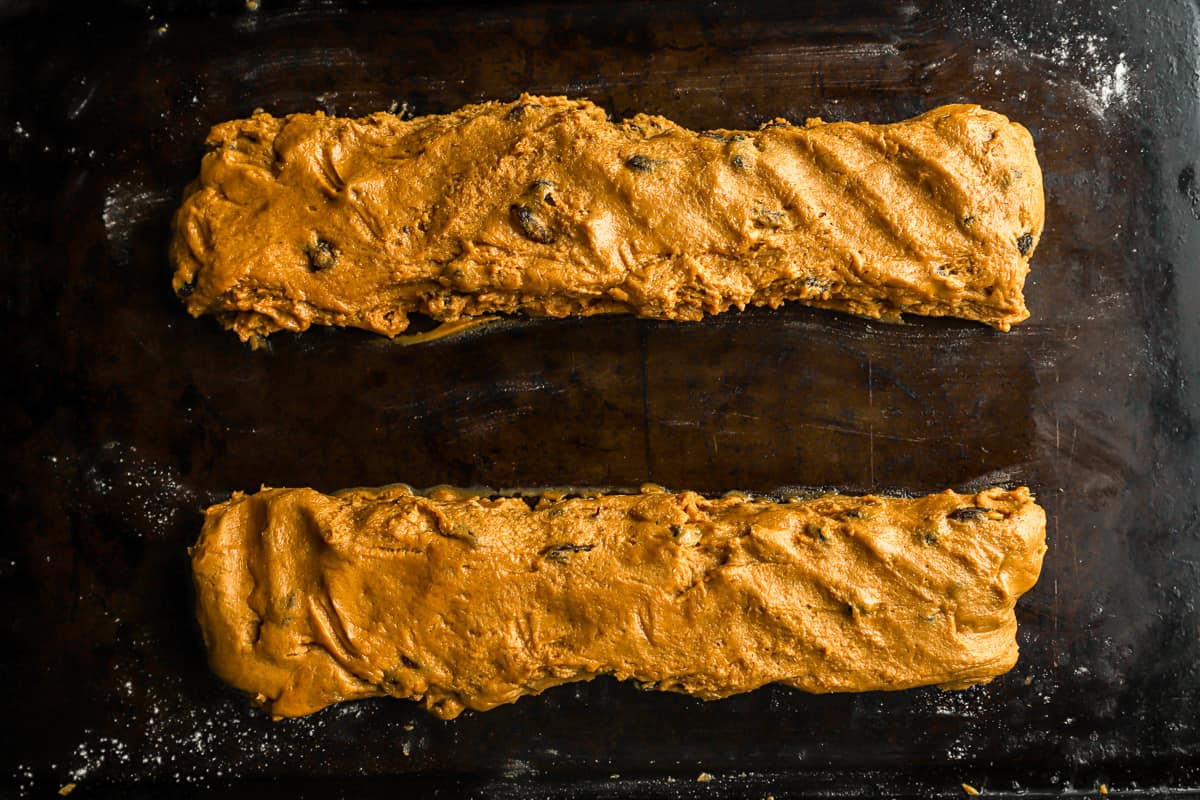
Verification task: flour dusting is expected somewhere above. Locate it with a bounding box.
[77,441,204,538]
[1036,32,1133,116]
[973,9,1137,121]
[19,664,425,795]
[101,181,175,263]
[1095,57,1130,113]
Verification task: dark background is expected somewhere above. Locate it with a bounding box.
[2,0,1198,797]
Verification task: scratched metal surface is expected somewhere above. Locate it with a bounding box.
[2,0,1198,797]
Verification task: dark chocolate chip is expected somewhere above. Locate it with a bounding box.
[177,280,196,297]
[730,154,749,171]
[1017,233,1034,255]
[528,179,556,206]
[752,207,787,229]
[510,203,556,244]
[626,154,657,172]
[304,239,338,271]
[948,506,988,522]
[400,655,421,670]
[542,542,595,562]
[700,131,729,142]
[506,102,541,121]
[961,215,975,225]
[804,523,827,542]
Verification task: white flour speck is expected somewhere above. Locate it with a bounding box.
[1096,56,1130,111]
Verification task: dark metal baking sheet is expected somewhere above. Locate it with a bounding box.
[2,0,1198,796]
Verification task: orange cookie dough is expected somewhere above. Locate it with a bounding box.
[191,485,1046,719]
[171,96,1044,343]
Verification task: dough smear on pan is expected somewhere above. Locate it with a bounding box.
[171,95,1044,343]
[191,484,1046,719]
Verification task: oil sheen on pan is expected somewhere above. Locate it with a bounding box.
[191,484,1047,719]
[170,95,1044,344]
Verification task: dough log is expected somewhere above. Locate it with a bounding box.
[171,96,1044,343]
[191,485,1046,719]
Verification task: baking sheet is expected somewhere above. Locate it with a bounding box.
[2,0,1199,796]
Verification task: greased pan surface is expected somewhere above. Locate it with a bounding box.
[2,0,1198,796]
